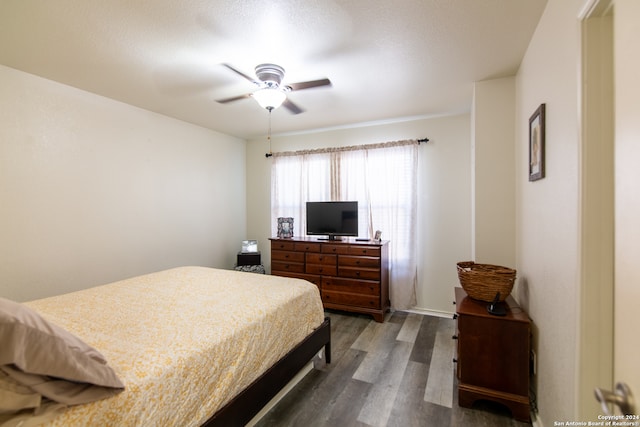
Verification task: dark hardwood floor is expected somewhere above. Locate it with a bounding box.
[255,310,532,427]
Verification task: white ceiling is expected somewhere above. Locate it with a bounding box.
[0,0,546,140]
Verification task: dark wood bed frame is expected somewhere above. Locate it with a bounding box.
[203,316,331,426]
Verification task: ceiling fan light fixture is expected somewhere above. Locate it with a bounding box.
[252,88,286,110]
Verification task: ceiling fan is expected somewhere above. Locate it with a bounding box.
[216,63,331,114]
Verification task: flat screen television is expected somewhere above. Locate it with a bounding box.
[306,201,358,240]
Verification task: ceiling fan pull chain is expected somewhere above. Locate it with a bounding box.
[266,107,273,157]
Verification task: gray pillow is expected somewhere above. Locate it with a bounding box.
[0,297,124,408]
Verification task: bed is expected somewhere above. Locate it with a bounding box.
[0,266,331,426]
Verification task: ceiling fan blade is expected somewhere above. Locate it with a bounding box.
[282,99,304,114]
[216,93,251,104]
[221,63,257,84]
[287,78,332,91]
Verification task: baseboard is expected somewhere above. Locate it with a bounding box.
[404,307,455,319]
[531,412,543,427]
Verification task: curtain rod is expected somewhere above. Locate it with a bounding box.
[266,137,429,158]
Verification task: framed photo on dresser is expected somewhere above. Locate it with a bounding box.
[277,217,294,238]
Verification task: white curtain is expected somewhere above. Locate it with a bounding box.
[271,140,418,310]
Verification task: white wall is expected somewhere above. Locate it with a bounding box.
[246,114,472,314]
[514,0,582,423]
[0,65,247,302]
[472,77,516,269]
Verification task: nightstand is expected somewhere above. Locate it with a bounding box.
[454,287,531,422]
[237,251,261,266]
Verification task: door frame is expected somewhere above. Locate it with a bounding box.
[577,0,615,419]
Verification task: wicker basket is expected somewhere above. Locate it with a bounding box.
[456,261,516,302]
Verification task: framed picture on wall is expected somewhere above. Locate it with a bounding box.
[529,103,546,181]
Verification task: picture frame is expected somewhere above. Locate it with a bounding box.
[529,103,545,181]
[374,230,382,241]
[241,240,258,253]
[277,217,294,238]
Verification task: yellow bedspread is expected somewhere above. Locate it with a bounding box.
[23,266,325,426]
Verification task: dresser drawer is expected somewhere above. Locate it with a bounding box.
[295,242,321,252]
[272,250,305,263]
[339,255,380,268]
[321,244,350,254]
[271,240,295,251]
[338,266,380,280]
[306,264,337,276]
[306,253,337,265]
[322,290,380,309]
[271,261,305,274]
[347,246,381,257]
[322,276,380,296]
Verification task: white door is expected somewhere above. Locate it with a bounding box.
[583,0,640,416]
[609,0,640,415]
[592,0,640,416]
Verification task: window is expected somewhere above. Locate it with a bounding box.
[271,140,419,309]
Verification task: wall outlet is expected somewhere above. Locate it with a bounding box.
[530,350,537,375]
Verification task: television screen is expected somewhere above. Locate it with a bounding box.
[306,201,358,240]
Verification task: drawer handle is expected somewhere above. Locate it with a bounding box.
[284,254,289,259]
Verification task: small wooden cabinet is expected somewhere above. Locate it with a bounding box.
[270,237,389,322]
[454,287,531,422]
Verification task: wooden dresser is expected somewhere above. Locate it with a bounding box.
[269,237,389,322]
[454,287,531,422]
